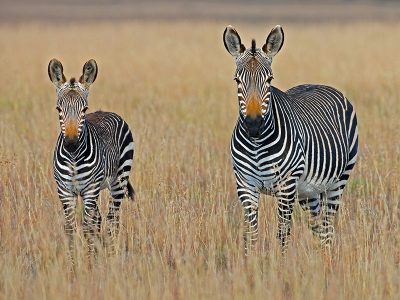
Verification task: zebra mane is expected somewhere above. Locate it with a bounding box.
[251,39,256,54]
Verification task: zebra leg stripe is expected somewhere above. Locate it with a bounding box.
[237,182,259,256]
[58,186,77,260]
[105,179,128,254]
[276,179,297,252]
[243,205,259,256]
[299,197,321,236]
[82,192,102,256]
[319,188,341,250]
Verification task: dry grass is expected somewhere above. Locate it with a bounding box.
[0,20,399,299]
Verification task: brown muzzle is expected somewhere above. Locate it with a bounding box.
[64,120,79,151]
[244,95,263,138]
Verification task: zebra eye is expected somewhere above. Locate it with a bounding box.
[234,77,241,84]
[81,106,88,113]
[56,106,62,113]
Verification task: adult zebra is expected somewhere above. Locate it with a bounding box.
[223,26,358,253]
[48,59,135,254]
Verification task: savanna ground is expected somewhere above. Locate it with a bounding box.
[0,8,400,300]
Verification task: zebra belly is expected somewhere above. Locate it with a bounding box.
[296,177,336,199]
[296,150,348,199]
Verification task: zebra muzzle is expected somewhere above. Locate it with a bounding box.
[243,115,263,138]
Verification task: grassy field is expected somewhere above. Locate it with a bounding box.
[0,20,399,299]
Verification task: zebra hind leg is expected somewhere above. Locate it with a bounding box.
[299,197,322,237]
[320,133,358,251]
[319,187,343,251]
[106,177,130,254]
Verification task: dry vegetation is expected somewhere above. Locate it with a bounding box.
[0,20,399,299]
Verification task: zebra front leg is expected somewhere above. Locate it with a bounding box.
[299,197,322,237]
[237,185,260,256]
[243,204,259,256]
[276,179,297,252]
[82,192,102,256]
[58,187,77,260]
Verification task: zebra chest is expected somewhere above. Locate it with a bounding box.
[62,163,83,193]
[62,160,105,193]
[234,150,282,192]
[233,141,306,196]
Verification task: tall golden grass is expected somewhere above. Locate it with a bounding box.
[0,20,399,299]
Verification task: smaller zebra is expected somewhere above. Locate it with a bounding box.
[48,59,135,255]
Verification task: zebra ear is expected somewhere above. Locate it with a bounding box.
[79,59,98,87]
[262,25,284,58]
[48,59,66,88]
[223,26,245,57]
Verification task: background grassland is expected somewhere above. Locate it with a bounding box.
[0,20,399,299]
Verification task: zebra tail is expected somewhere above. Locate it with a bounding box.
[127,181,135,201]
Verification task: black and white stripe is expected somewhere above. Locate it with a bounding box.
[224,26,358,253]
[48,59,135,254]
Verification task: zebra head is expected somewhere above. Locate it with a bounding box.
[223,25,284,138]
[48,59,98,152]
